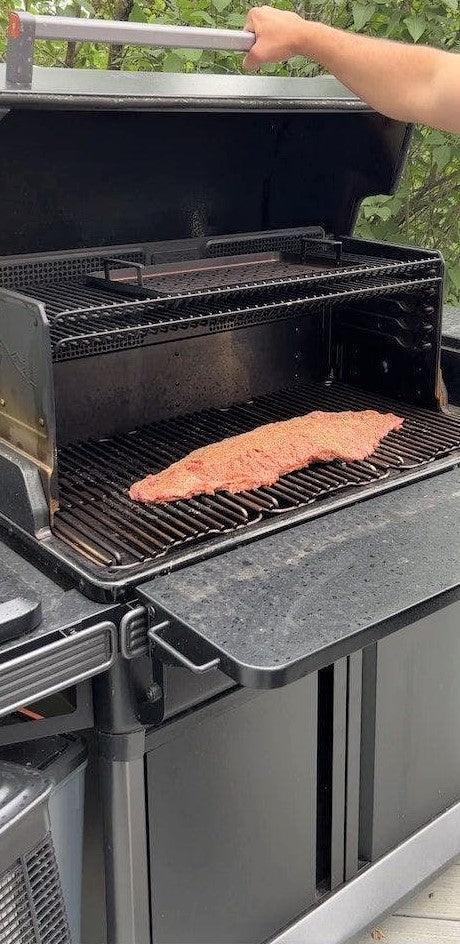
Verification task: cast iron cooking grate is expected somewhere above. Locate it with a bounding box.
[53,381,460,571]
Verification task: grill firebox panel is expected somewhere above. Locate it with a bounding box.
[53,381,460,575]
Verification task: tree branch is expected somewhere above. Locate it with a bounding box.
[107,0,135,70]
[65,41,78,68]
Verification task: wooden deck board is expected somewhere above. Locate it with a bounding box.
[351,857,460,943]
[395,858,460,921]
[354,916,460,943]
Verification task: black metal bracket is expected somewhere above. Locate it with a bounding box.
[102,258,146,289]
[119,605,149,660]
[147,613,220,675]
[301,235,343,266]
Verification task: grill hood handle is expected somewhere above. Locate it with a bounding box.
[5,11,255,90]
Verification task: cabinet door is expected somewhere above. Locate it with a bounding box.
[146,678,317,944]
[360,600,460,861]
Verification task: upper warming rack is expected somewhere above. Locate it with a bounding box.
[3,234,442,362]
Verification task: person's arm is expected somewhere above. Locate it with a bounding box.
[244,6,460,133]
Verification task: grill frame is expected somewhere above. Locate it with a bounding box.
[0,232,454,601]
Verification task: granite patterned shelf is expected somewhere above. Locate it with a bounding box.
[141,465,460,687]
[443,306,460,346]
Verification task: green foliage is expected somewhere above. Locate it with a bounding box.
[0,0,459,299]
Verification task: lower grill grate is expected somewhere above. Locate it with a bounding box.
[54,382,460,572]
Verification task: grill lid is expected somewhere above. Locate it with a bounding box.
[0,69,410,256]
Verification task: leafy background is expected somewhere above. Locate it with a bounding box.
[1,0,459,301]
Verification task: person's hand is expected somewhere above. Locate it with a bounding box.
[243,6,307,71]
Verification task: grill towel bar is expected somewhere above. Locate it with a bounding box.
[148,617,221,674]
[5,12,255,90]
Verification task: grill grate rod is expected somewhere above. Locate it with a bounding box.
[14,249,439,361]
[27,254,436,320]
[53,381,460,570]
[48,276,440,363]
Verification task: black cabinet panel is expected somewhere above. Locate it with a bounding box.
[360,601,460,861]
[147,678,317,944]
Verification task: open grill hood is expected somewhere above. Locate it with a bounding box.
[0,70,411,256]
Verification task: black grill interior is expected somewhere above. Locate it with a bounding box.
[54,380,460,573]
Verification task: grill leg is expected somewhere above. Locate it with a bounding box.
[98,731,150,944]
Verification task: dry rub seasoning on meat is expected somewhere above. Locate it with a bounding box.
[129,409,403,504]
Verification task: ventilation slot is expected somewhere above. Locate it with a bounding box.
[0,251,146,290]
[0,837,71,944]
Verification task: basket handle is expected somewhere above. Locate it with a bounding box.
[5,11,255,91]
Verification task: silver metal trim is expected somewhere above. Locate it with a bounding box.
[32,16,254,50]
[120,605,148,660]
[0,620,117,717]
[6,12,254,90]
[269,800,460,944]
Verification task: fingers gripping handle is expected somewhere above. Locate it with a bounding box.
[6,11,255,90]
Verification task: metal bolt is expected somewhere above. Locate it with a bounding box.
[145,683,163,704]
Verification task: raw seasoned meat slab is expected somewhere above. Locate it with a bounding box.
[130,409,403,504]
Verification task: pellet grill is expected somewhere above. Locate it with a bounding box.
[0,13,459,944]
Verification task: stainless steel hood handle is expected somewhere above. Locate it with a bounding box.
[5,11,255,90]
[148,622,221,675]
